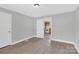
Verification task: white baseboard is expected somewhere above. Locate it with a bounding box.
[51,38,79,53]
[73,43,79,53]
[10,35,35,45]
[51,38,74,44]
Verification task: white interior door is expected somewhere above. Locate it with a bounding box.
[37,19,44,38]
[0,12,11,48]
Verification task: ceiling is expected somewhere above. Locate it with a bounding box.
[0,4,78,17]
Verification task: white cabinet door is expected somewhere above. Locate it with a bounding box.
[0,12,12,48]
[37,19,44,38]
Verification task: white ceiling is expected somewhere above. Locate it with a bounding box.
[0,4,78,17]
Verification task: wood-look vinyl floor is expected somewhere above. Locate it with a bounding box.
[0,37,78,54]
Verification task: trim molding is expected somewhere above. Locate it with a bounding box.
[51,38,74,44]
[73,43,79,53]
[51,38,79,53]
[10,35,35,45]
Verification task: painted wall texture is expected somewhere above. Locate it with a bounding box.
[36,12,76,44]
[0,7,36,42]
[75,7,79,47]
[1,6,79,48]
[12,13,35,42]
[52,12,75,42]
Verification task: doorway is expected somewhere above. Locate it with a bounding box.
[37,17,52,39]
[44,21,52,39]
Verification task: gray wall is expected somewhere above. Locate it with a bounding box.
[75,7,79,47]
[0,7,36,42]
[12,13,36,42]
[52,12,75,42]
[36,12,75,43]
[0,7,78,45]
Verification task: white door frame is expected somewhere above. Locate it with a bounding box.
[37,18,44,38]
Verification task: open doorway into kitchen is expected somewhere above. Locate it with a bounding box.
[37,17,52,39]
[44,20,52,39]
